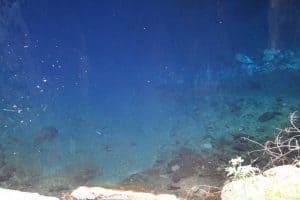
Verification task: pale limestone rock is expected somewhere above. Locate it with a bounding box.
[0,188,59,200]
[71,186,178,200]
[263,164,300,178]
[221,165,300,200]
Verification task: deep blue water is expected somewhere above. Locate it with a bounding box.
[0,0,300,197]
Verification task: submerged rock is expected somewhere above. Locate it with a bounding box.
[221,165,300,200]
[71,186,178,200]
[0,187,58,200]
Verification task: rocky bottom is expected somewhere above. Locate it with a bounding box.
[0,146,233,200]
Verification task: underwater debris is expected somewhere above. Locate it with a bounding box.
[258,111,281,122]
[33,126,58,146]
[246,111,300,168]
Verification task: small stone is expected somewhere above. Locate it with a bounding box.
[202,142,212,149]
[171,164,180,172]
[167,183,181,190]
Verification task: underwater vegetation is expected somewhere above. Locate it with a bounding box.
[221,112,300,199]
[222,165,300,200]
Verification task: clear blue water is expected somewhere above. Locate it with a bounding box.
[0,0,300,197]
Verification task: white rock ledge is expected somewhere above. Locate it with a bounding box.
[221,165,300,200]
[71,186,178,200]
[0,188,59,200]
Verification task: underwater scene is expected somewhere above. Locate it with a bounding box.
[0,0,300,199]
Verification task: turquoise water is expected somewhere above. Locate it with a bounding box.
[0,0,300,198]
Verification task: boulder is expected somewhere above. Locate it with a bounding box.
[71,186,178,200]
[0,187,59,200]
[221,165,300,200]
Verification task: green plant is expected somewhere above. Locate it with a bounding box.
[225,157,260,181]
